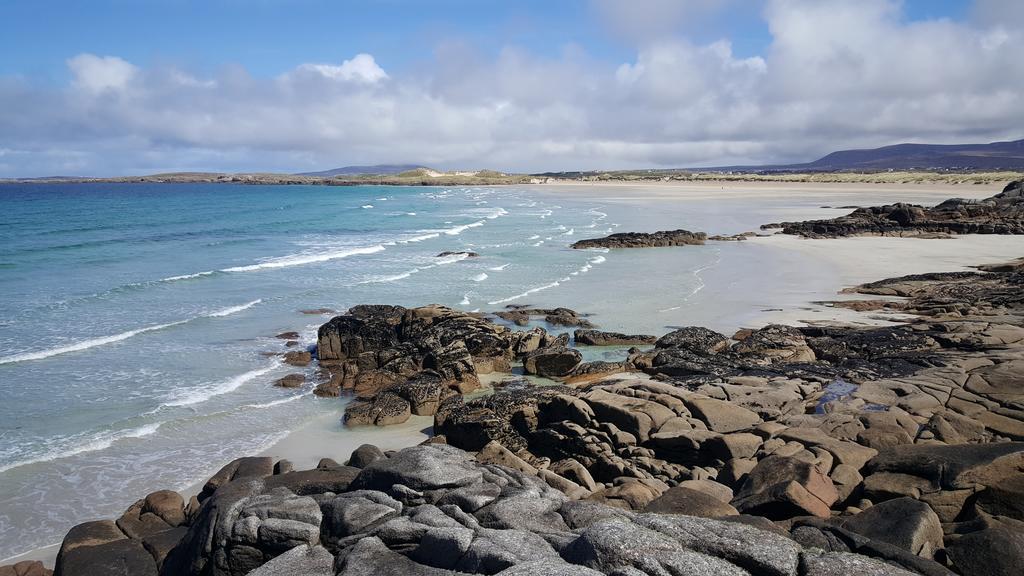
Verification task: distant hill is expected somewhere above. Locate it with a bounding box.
[719,139,1024,172]
[297,164,426,177]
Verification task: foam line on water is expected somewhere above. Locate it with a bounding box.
[487,251,609,305]
[160,270,218,282]
[241,393,307,410]
[0,299,263,365]
[220,244,386,273]
[207,299,262,317]
[0,422,163,474]
[444,221,485,235]
[161,362,280,408]
[436,253,471,265]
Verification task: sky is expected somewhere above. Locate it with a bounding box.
[0,0,1021,176]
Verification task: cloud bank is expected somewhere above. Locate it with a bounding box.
[1,0,1022,176]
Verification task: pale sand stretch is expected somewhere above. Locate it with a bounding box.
[538,178,1007,202]
[538,179,1024,329]
[749,234,1024,327]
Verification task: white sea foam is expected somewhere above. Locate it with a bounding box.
[162,363,280,408]
[359,268,420,284]
[406,212,417,216]
[488,263,510,271]
[400,232,440,243]
[436,253,471,265]
[161,270,216,282]
[472,273,488,282]
[0,320,189,364]
[528,235,540,240]
[242,394,306,410]
[486,250,609,306]
[444,220,485,235]
[221,244,385,272]
[486,207,509,219]
[459,294,471,306]
[207,299,262,317]
[362,204,374,209]
[488,281,562,305]
[562,228,574,236]
[0,422,163,473]
[0,298,266,365]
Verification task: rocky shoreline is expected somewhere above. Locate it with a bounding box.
[10,251,1022,576]
[762,180,1024,238]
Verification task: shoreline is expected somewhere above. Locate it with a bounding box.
[5,179,1023,573]
[741,233,1024,329]
[3,171,1020,188]
[24,251,1024,575]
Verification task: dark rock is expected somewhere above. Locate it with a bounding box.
[246,544,334,576]
[864,442,1024,490]
[348,444,483,493]
[335,536,454,576]
[732,456,839,519]
[573,330,656,346]
[763,187,1024,237]
[946,527,1024,576]
[655,326,729,354]
[523,346,582,377]
[300,308,337,315]
[348,444,387,468]
[571,229,707,249]
[841,497,944,559]
[800,550,923,576]
[343,392,412,426]
[436,251,479,258]
[275,373,305,388]
[642,487,739,518]
[276,331,300,339]
[56,538,156,576]
[0,561,51,576]
[561,518,747,575]
[283,350,312,366]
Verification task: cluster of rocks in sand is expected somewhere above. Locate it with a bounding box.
[762,180,1024,238]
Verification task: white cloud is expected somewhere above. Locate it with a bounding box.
[296,53,388,83]
[66,54,138,94]
[1,2,1023,176]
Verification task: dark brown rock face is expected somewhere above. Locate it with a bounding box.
[763,181,1024,237]
[571,229,707,249]
[317,304,510,399]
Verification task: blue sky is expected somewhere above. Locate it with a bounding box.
[0,0,1020,175]
[0,0,971,80]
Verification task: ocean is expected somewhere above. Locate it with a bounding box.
[0,181,869,559]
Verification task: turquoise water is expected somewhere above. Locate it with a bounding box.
[0,182,849,558]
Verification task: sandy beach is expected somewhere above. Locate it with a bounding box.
[537,179,1007,202]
